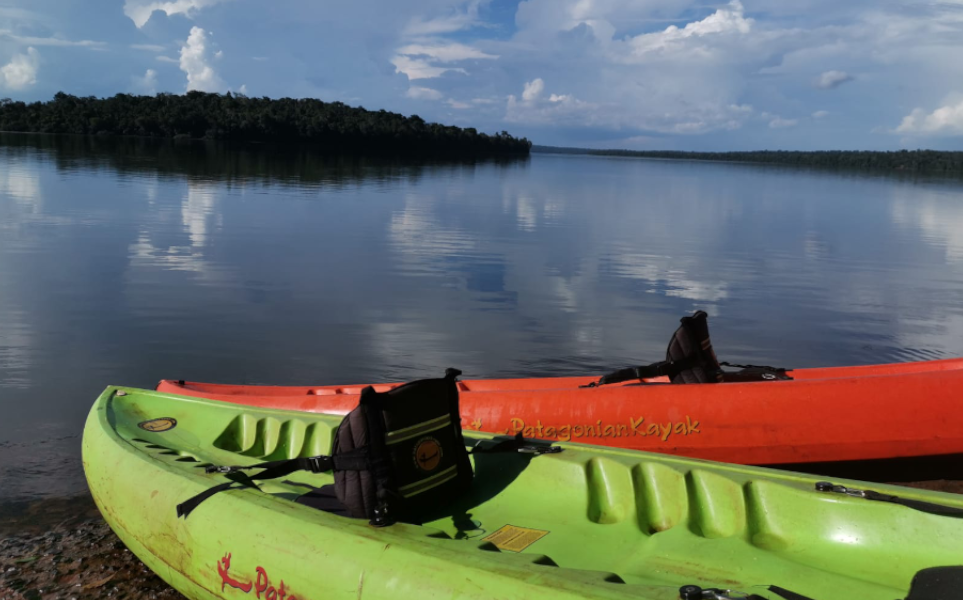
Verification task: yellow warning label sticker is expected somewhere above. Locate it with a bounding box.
[482,525,549,552]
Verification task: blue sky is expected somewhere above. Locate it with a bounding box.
[1,0,962,150]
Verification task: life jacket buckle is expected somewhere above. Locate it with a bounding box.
[205,465,242,474]
[305,456,333,473]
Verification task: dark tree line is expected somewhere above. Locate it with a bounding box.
[0,132,528,190]
[0,92,532,157]
[534,146,963,175]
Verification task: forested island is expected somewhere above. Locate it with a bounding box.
[0,92,532,156]
[534,145,963,175]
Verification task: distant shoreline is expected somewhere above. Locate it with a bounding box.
[532,145,963,175]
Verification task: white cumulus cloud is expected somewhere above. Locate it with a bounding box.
[812,110,830,119]
[392,40,495,81]
[396,42,497,63]
[392,55,467,80]
[625,0,753,58]
[0,47,39,91]
[507,79,598,125]
[896,98,963,135]
[131,43,166,52]
[179,27,226,92]
[131,68,158,95]
[521,78,544,102]
[814,70,854,89]
[494,0,762,134]
[124,0,234,29]
[769,116,798,129]
[406,86,443,100]
[403,0,488,36]
[0,31,104,48]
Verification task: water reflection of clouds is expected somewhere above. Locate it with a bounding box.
[0,160,41,208]
[127,180,224,276]
[601,253,730,305]
[0,159,41,388]
[0,311,32,390]
[128,231,210,274]
[891,188,963,263]
[515,195,538,232]
[388,193,480,279]
[182,180,220,247]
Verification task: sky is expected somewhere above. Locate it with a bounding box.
[1,0,963,150]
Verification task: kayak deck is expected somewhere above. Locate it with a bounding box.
[161,356,963,396]
[84,387,963,600]
[155,357,963,471]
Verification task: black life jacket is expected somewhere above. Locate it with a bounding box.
[178,368,474,525]
[590,311,792,387]
[328,367,473,524]
[665,310,724,384]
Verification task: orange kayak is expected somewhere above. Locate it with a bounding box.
[157,357,963,480]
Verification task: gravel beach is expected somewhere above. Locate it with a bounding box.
[0,495,179,600]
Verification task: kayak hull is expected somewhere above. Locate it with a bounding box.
[156,358,963,470]
[84,386,963,600]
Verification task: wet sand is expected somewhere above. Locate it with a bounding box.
[4,480,963,600]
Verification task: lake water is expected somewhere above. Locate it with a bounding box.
[3,134,963,508]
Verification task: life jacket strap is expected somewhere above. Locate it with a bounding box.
[471,432,563,455]
[585,357,696,387]
[815,482,963,518]
[178,448,371,518]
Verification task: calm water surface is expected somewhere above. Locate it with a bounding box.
[3,134,963,505]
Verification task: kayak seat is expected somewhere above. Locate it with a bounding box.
[295,438,547,528]
[590,311,792,387]
[181,371,562,527]
[180,369,475,525]
[295,484,350,516]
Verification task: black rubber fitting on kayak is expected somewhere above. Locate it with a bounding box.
[814,481,833,492]
[679,585,703,600]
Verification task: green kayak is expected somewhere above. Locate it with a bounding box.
[83,386,963,600]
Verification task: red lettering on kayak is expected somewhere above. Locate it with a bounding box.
[255,567,269,598]
[218,553,253,593]
[217,555,301,600]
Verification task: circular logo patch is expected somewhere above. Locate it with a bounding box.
[413,437,443,472]
[138,418,177,432]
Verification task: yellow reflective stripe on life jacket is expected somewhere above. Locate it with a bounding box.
[384,414,451,445]
[398,465,458,498]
